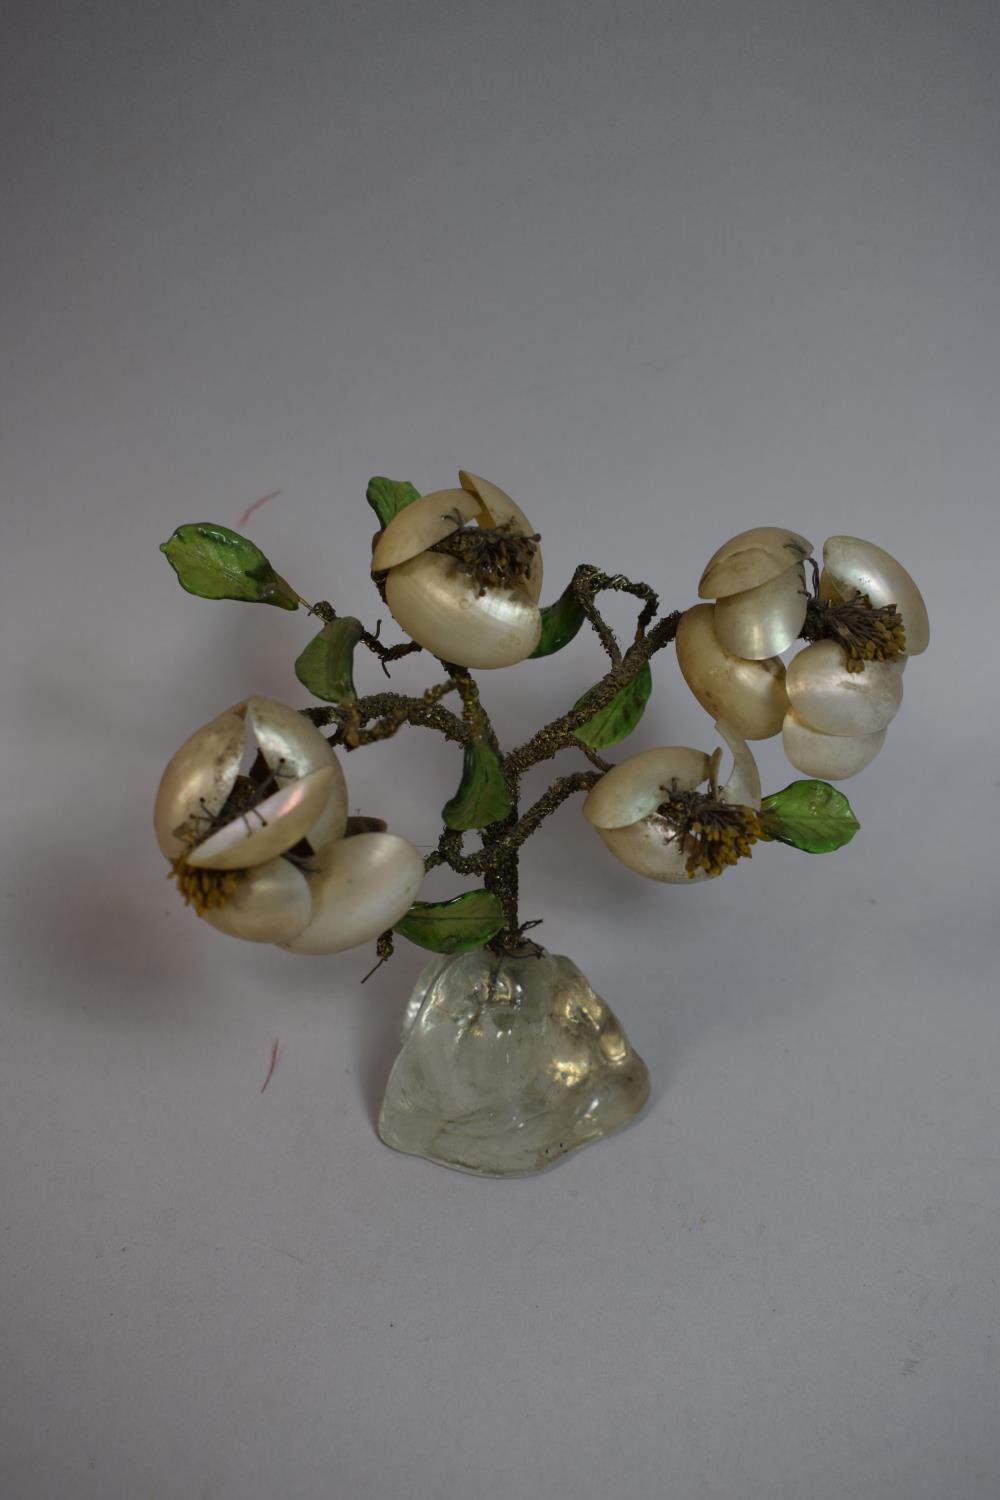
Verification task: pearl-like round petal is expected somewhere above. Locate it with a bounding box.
[154,710,245,860]
[597,816,703,884]
[186,765,340,871]
[246,695,340,781]
[305,787,351,859]
[713,564,808,659]
[782,710,886,780]
[202,857,313,943]
[583,747,712,830]
[385,551,541,668]
[820,536,929,655]
[675,604,789,740]
[282,833,426,954]
[786,640,903,736]
[698,527,813,600]
[716,720,762,809]
[371,489,480,572]
[246,694,348,851]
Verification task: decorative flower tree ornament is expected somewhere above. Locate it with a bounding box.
[371,471,543,668]
[155,483,927,1175]
[154,694,424,950]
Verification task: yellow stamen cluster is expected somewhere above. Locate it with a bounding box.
[807,592,907,673]
[660,797,764,879]
[169,855,243,916]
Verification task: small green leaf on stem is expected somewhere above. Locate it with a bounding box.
[394,889,506,953]
[441,739,513,830]
[160,524,299,609]
[366,477,422,530]
[572,663,653,748]
[759,779,860,853]
[530,585,587,658]
[295,617,365,703]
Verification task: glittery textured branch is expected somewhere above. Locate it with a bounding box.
[305,684,469,749]
[307,563,683,951]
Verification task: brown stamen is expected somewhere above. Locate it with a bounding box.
[803,591,907,673]
[431,519,540,596]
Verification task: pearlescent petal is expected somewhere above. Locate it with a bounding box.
[246,695,347,849]
[371,489,479,572]
[675,604,788,740]
[715,721,762,809]
[283,832,426,954]
[306,785,351,855]
[154,710,246,860]
[713,564,808,659]
[786,641,903,736]
[187,765,339,870]
[597,817,709,884]
[202,857,312,943]
[385,551,541,668]
[247,695,339,780]
[698,527,813,599]
[582,747,711,830]
[821,536,929,654]
[782,709,886,780]
[457,471,543,602]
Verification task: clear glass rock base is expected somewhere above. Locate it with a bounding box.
[377,945,650,1177]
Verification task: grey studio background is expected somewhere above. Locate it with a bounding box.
[2,3,998,1498]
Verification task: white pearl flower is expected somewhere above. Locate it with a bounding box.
[583,722,761,883]
[154,696,424,950]
[371,472,543,668]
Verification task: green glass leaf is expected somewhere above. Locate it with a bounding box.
[441,739,513,831]
[366,477,422,530]
[759,779,860,853]
[572,663,653,748]
[394,890,506,953]
[530,585,586,658]
[160,524,299,610]
[295,617,364,703]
